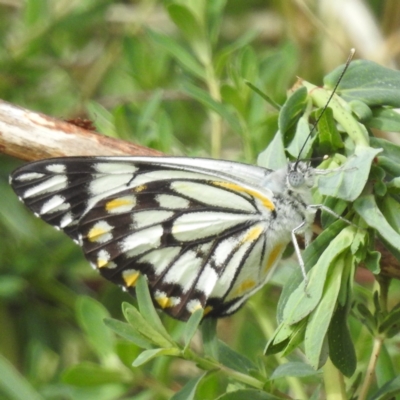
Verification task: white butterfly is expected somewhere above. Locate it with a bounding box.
[10,156,322,320]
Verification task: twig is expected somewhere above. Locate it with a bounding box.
[0,99,163,161]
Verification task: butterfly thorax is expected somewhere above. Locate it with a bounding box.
[261,162,315,244]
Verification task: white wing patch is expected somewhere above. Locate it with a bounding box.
[132,210,174,230]
[40,195,69,214]
[122,225,163,258]
[172,212,252,241]
[23,175,68,198]
[156,194,190,209]
[171,181,256,212]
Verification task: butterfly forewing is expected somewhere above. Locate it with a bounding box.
[11,156,290,320]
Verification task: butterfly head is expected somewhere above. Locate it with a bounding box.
[288,162,314,190]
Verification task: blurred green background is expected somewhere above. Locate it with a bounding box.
[1,1,400,399]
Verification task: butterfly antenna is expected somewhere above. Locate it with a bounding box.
[295,48,356,168]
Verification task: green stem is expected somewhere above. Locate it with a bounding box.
[323,358,346,400]
[184,348,265,390]
[205,63,223,158]
[357,336,384,400]
[253,304,308,399]
[358,278,388,399]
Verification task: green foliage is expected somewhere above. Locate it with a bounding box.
[2,1,400,400]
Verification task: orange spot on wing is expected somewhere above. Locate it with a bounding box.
[212,182,274,210]
[242,226,263,243]
[264,244,285,273]
[123,271,140,287]
[105,197,135,211]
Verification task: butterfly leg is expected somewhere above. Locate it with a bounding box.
[307,204,357,227]
[291,221,309,286]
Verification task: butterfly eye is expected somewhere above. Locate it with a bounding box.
[288,170,305,188]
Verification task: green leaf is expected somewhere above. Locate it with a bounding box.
[103,318,153,349]
[356,303,376,334]
[221,84,246,116]
[377,156,400,178]
[167,4,209,64]
[369,376,400,400]
[132,348,181,367]
[136,274,171,341]
[277,220,347,322]
[170,373,208,400]
[368,108,400,132]
[324,59,400,107]
[86,101,117,137]
[265,319,306,357]
[168,4,203,44]
[62,362,132,386]
[317,107,343,154]
[75,296,115,362]
[349,100,373,121]
[0,354,43,400]
[201,318,219,360]
[278,86,308,136]
[122,302,175,348]
[216,389,281,400]
[328,304,356,377]
[305,254,345,370]
[379,195,400,233]
[257,131,286,170]
[364,250,381,274]
[282,227,355,324]
[147,29,205,80]
[183,308,204,351]
[377,344,397,387]
[318,146,382,201]
[379,306,400,337]
[286,116,312,158]
[354,195,400,250]
[182,82,242,134]
[217,341,256,373]
[245,81,281,110]
[270,362,319,379]
[371,137,400,161]
[137,90,163,136]
[216,30,259,75]
[320,196,348,228]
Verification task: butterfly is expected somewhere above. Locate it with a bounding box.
[10,156,320,321]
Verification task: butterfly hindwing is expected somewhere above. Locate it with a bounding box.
[78,175,274,320]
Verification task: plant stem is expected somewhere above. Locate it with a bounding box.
[357,336,384,400]
[205,64,223,158]
[323,358,346,400]
[184,348,265,390]
[253,304,308,399]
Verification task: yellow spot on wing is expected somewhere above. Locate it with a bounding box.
[123,271,140,287]
[88,226,109,242]
[242,226,263,243]
[264,244,284,273]
[232,279,256,297]
[212,182,274,210]
[105,197,134,211]
[97,258,108,268]
[156,296,174,309]
[203,305,213,316]
[134,184,147,193]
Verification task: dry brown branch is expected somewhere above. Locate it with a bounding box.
[0,99,163,161]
